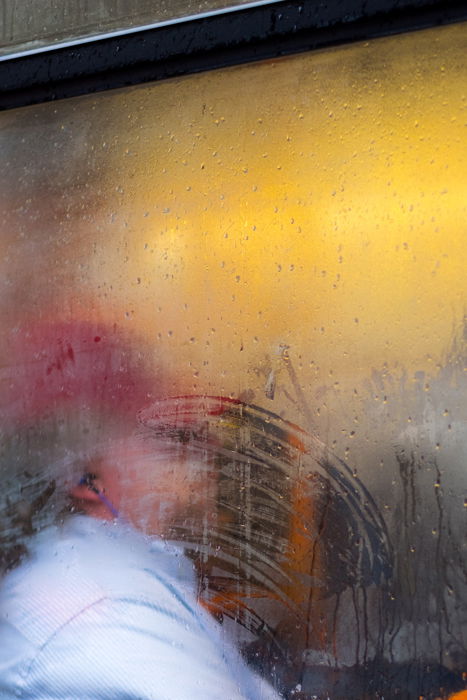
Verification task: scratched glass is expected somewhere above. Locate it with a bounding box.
[0,21,466,700]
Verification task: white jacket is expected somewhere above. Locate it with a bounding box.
[0,516,282,699]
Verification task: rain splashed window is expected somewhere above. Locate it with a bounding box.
[0,19,466,700]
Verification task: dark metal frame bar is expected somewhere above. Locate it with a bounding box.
[0,0,466,110]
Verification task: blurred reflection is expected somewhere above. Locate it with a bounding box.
[0,323,282,698]
[0,314,391,698]
[0,317,387,697]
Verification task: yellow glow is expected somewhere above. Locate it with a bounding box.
[81,21,467,409]
[2,22,466,427]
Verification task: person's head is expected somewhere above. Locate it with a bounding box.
[69,428,216,536]
[0,320,229,574]
[0,319,162,570]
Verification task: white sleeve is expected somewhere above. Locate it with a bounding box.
[22,595,281,700]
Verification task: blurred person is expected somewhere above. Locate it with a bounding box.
[0,321,282,699]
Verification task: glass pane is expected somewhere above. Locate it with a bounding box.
[0,20,466,700]
[0,0,277,57]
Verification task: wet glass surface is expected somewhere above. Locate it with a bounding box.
[0,21,466,699]
[0,0,275,57]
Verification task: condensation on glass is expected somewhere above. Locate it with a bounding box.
[0,0,277,57]
[0,20,466,700]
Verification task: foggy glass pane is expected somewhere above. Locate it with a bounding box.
[0,20,466,700]
[0,0,275,57]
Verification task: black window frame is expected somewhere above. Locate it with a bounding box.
[0,0,466,110]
